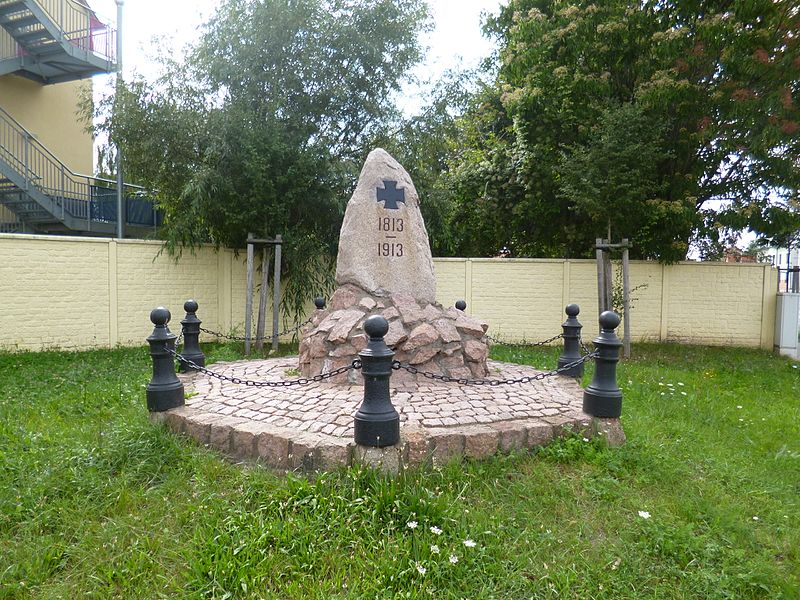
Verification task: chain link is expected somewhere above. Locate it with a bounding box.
[199,317,313,342]
[485,332,564,347]
[167,346,361,386]
[393,352,597,386]
[487,332,594,357]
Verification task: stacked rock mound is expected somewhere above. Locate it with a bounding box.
[299,283,489,385]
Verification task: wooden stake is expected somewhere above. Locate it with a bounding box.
[603,239,613,313]
[622,241,631,359]
[596,238,606,315]
[271,234,282,352]
[255,246,270,351]
[245,233,254,357]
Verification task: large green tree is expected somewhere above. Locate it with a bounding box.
[94,0,430,316]
[448,0,799,260]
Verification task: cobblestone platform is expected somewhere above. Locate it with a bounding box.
[152,357,611,471]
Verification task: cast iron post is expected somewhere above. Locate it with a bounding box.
[455,299,467,311]
[583,311,623,418]
[314,297,326,310]
[179,299,205,372]
[354,315,399,447]
[146,307,184,411]
[558,303,584,378]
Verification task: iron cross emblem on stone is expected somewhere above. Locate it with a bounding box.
[376,180,405,210]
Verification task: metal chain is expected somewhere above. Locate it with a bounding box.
[485,332,564,347]
[199,316,313,342]
[393,352,597,386]
[167,346,361,386]
[578,335,593,356]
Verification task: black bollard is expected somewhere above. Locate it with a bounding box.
[558,304,584,378]
[179,299,205,372]
[146,307,185,412]
[354,315,400,447]
[583,311,623,418]
[455,299,467,311]
[314,297,326,310]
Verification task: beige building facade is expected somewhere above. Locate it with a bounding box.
[0,74,93,174]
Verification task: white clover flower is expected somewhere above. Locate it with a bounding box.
[463,539,477,548]
[582,437,590,442]
[752,516,759,521]
[737,405,743,409]
[449,554,458,564]
[407,520,418,529]
[416,562,426,575]
[430,544,440,554]
[430,526,442,535]
[638,510,651,519]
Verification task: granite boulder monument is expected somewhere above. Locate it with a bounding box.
[299,148,490,385]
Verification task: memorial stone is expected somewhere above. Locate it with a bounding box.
[300,148,490,385]
[336,148,437,303]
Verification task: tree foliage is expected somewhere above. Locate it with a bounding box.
[446,0,800,260]
[94,0,430,318]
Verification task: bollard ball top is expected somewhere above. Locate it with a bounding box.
[599,310,621,331]
[314,297,326,310]
[184,299,198,313]
[455,299,467,311]
[363,314,389,339]
[150,306,171,326]
[565,303,580,317]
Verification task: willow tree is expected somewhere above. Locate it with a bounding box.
[94,0,431,317]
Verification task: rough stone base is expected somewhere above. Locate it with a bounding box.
[591,417,627,447]
[299,284,491,385]
[353,444,403,474]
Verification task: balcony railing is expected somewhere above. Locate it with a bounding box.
[0,105,160,230]
[0,0,116,63]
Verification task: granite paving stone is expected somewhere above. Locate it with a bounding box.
[166,357,599,470]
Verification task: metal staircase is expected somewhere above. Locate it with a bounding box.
[0,105,160,236]
[0,0,115,83]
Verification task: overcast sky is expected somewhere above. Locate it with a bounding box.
[89,0,504,113]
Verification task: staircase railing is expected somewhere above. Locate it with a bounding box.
[0,105,152,226]
[0,0,116,62]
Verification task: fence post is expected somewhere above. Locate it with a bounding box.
[314,297,326,310]
[354,315,399,447]
[179,299,205,372]
[455,299,467,311]
[583,311,622,418]
[146,307,184,411]
[558,303,584,378]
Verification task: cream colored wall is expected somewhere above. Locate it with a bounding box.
[0,234,778,351]
[0,75,93,174]
[434,258,776,348]
[0,235,252,351]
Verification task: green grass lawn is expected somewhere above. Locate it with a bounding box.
[1,341,798,599]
